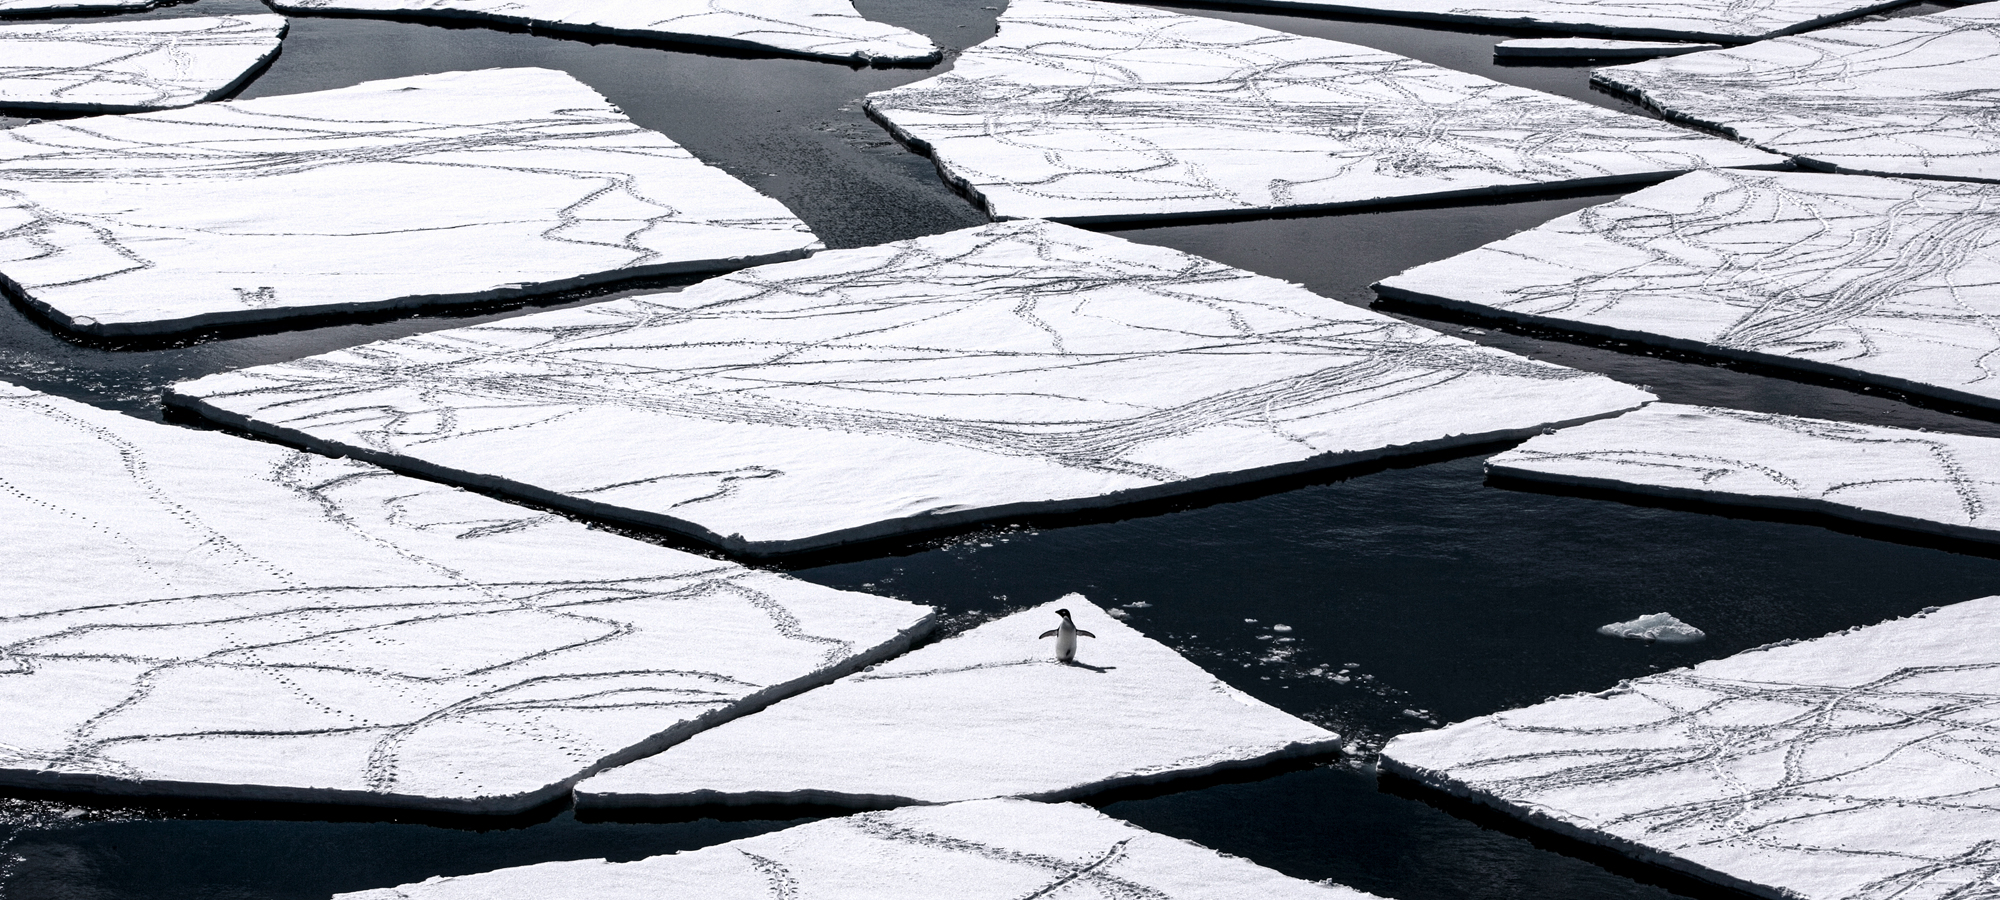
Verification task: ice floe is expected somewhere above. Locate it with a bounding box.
[0,0,152,13]
[167,219,1653,557]
[339,798,1383,900]
[266,0,938,64]
[862,0,1780,223]
[1376,169,2000,410]
[1596,612,1705,643]
[1494,38,1719,59]
[574,597,1339,809]
[1596,4,2000,180]
[0,16,285,113]
[1161,0,1897,43]
[0,382,931,812]
[1382,596,2000,900]
[0,67,820,338]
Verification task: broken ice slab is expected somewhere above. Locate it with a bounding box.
[1494,38,1720,60]
[1375,169,2000,411]
[339,798,1384,900]
[861,0,1781,224]
[0,16,285,113]
[266,0,939,64]
[1381,596,2000,900]
[0,0,152,13]
[574,597,1339,809]
[166,219,1654,557]
[1596,612,1704,643]
[1491,403,2000,546]
[1116,0,1898,43]
[1596,4,2000,181]
[0,382,931,813]
[0,67,821,338]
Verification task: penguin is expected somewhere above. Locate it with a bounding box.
[1038,608,1096,663]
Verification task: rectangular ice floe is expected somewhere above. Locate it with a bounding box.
[1489,404,2000,544]
[167,219,1654,556]
[1494,38,1719,59]
[862,0,1780,223]
[0,382,931,813]
[575,597,1339,809]
[1381,597,2000,900]
[1126,0,1897,43]
[339,799,1382,900]
[1375,169,2000,411]
[1596,4,2000,181]
[0,16,285,113]
[0,67,820,337]
[267,0,938,64]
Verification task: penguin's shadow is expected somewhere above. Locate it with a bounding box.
[1062,660,1116,673]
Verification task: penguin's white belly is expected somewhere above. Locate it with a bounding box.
[1055,630,1077,662]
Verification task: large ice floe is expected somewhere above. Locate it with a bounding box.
[861,0,1780,224]
[0,382,931,812]
[575,597,1339,809]
[339,799,1383,900]
[1381,596,2000,900]
[0,67,820,338]
[1493,38,1720,59]
[166,219,1654,557]
[0,0,153,12]
[265,0,938,64]
[1491,403,2000,544]
[1375,169,2000,410]
[1595,4,2000,181]
[0,16,285,113]
[1118,0,1898,43]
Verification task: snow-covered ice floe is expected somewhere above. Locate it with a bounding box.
[1381,597,2000,900]
[1494,38,1719,59]
[1595,4,2000,181]
[0,16,285,113]
[167,219,1654,557]
[0,0,153,13]
[338,799,1385,900]
[1597,612,1704,643]
[574,597,1338,809]
[266,0,938,64]
[1375,169,2000,411]
[1491,403,2000,545]
[1124,0,1898,43]
[0,382,931,813]
[862,0,1780,224]
[0,67,820,338]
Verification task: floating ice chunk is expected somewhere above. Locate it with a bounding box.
[1382,597,2000,900]
[167,219,1652,557]
[0,0,152,12]
[0,16,284,113]
[1596,5,2000,181]
[573,597,1338,809]
[0,67,820,338]
[1494,38,1719,59]
[266,0,938,64]
[337,798,1382,900]
[1108,0,1898,43]
[862,0,1780,224]
[0,382,930,813]
[1596,612,1705,643]
[1376,169,2000,411]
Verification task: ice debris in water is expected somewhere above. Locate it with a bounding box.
[1598,612,1706,643]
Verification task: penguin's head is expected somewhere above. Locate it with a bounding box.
[1055,608,1072,619]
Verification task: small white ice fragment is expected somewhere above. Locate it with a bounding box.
[1273,624,1294,632]
[1597,612,1706,643]
[1495,38,1719,59]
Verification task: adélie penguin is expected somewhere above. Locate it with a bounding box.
[1038,608,1096,663]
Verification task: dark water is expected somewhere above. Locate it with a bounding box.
[2,2,1992,899]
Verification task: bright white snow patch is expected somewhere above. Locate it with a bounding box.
[1127,0,1898,43]
[0,382,931,813]
[166,219,1653,557]
[337,799,1384,900]
[0,0,151,11]
[1596,612,1705,643]
[1376,169,2000,411]
[1595,4,2000,180]
[574,597,1339,809]
[0,16,284,113]
[0,67,820,338]
[1382,597,2000,900]
[862,0,1779,223]
[1494,38,1719,59]
[267,0,938,64]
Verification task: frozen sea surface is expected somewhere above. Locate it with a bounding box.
[0,67,820,337]
[0,381,932,813]
[1493,38,1719,58]
[574,597,1340,809]
[0,0,151,13]
[1382,596,2000,900]
[1118,0,1901,43]
[862,0,1780,223]
[0,15,284,113]
[168,219,1653,556]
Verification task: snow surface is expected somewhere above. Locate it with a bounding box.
[1596,612,1704,643]
[0,382,932,813]
[266,0,938,64]
[339,798,1383,900]
[167,219,1654,557]
[1596,4,2000,180]
[0,0,151,12]
[1114,0,1898,43]
[0,16,285,113]
[1375,169,2000,410]
[1382,596,2000,900]
[574,597,1340,809]
[1495,38,1719,58]
[0,67,820,338]
[862,0,1781,223]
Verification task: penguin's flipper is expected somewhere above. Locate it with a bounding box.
[1075,629,1096,639]
[1038,629,1059,639]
